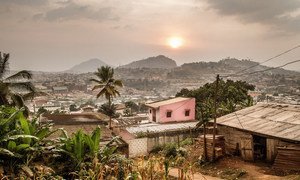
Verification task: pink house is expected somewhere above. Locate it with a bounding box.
[146,97,196,123]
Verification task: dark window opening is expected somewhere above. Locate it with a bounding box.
[149,109,152,113]
[185,109,190,116]
[166,111,172,118]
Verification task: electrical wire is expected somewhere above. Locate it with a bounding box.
[221,44,300,78]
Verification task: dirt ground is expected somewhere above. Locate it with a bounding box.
[186,144,300,180]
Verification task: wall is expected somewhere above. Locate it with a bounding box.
[128,128,201,157]
[159,98,195,123]
[128,138,148,158]
[218,125,298,163]
[218,125,252,155]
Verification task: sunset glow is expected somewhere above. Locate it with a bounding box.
[168,37,183,49]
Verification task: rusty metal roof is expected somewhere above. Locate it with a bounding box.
[217,103,300,142]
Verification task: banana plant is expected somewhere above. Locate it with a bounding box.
[0,106,60,174]
[57,127,102,167]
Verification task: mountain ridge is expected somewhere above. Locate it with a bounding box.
[119,55,177,69]
[65,58,110,73]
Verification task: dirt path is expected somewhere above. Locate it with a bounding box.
[216,157,284,180]
[169,168,221,180]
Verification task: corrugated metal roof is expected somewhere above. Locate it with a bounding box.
[126,121,198,134]
[217,103,300,142]
[146,97,192,108]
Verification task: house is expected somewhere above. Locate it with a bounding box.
[115,97,199,157]
[115,104,127,116]
[115,121,200,157]
[146,97,196,123]
[216,103,300,170]
[41,113,127,151]
[82,105,95,113]
[52,86,68,94]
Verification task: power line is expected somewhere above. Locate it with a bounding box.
[221,44,300,78]
[238,59,300,76]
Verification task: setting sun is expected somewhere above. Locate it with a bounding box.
[168,37,183,49]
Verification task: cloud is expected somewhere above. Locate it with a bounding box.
[40,0,119,22]
[206,0,300,33]
[0,0,48,6]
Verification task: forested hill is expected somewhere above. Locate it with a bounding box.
[119,55,177,69]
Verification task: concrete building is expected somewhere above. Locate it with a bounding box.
[115,97,198,157]
[146,97,196,123]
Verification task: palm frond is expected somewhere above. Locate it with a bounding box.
[90,78,102,84]
[92,84,105,91]
[0,52,9,79]
[114,79,124,87]
[10,93,25,108]
[5,70,32,81]
[7,81,36,93]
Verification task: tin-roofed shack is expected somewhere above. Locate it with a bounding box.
[41,113,128,152]
[217,103,300,170]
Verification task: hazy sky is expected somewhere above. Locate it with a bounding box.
[0,0,300,72]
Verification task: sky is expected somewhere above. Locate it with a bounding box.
[0,0,300,72]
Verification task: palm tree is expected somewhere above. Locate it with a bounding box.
[90,66,123,129]
[0,52,36,116]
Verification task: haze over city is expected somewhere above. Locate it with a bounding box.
[0,0,300,71]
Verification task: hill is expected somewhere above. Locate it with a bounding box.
[119,55,177,69]
[66,58,109,73]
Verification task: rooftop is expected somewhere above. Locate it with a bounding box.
[145,97,193,108]
[126,121,198,134]
[217,103,300,142]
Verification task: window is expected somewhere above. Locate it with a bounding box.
[185,109,190,116]
[149,109,152,113]
[166,111,172,118]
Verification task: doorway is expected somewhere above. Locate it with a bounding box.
[253,135,267,161]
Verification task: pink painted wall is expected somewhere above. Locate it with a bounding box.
[158,98,195,123]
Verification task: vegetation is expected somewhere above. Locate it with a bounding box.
[0,106,58,177]
[176,79,255,117]
[177,79,255,161]
[0,52,36,117]
[90,66,123,129]
[98,102,119,118]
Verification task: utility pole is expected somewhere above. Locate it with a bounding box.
[212,74,219,161]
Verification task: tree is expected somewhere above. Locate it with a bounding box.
[90,66,123,129]
[0,52,36,116]
[176,79,255,161]
[125,101,139,113]
[98,102,119,119]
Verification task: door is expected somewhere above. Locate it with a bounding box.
[240,136,254,161]
[152,109,156,122]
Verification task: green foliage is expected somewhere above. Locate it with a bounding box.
[125,101,139,113]
[57,127,102,167]
[176,79,255,123]
[90,66,123,128]
[164,143,177,158]
[69,104,79,111]
[37,107,49,115]
[149,144,164,154]
[179,138,193,146]
[0,106,58,175]
[98,102,119,118]
[0,52,37,116]
[123,108,133,117]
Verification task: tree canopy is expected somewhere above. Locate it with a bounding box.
[176,79,255,123]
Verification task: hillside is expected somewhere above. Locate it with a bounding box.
[66,58,109,73]
[119,55,177,69]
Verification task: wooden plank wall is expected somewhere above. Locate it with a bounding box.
[273,146,300,171]
[218,125,252,155]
